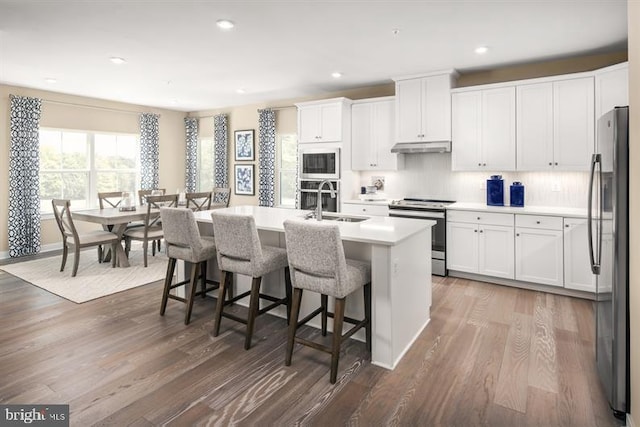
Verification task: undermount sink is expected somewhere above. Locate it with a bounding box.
[303,212,369,223]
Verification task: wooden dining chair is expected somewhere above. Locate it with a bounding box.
[138,188,166,205]
[51,199,120,277]
[185,191,212,211]
[124,194,178,267]
[212,187,231,208]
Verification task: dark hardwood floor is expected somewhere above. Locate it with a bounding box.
[0,265,623,426]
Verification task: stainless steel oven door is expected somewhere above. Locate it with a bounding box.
[299,180,340,213]
[389,209,446,276]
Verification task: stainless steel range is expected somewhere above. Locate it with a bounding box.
[388,197,455,276]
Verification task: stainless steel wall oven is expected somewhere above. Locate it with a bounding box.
[298,179,340,213]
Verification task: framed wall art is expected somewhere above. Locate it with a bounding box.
[234,164,254,195]
[234,129,255,161]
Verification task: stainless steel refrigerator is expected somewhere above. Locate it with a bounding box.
[588,106,629,418]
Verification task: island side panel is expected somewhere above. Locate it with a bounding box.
[371,227,431,369]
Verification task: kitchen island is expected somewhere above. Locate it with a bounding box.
[192,206,434,370]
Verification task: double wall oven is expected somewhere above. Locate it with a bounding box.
[388,198,455,276]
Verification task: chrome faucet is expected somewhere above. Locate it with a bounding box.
[316,179,337,221]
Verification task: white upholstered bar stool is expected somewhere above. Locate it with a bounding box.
[283,218,371,384]
[160,207,219,325]
[210,211,292,350]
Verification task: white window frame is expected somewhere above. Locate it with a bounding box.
[277,134,297,208]
[196,136,215,192]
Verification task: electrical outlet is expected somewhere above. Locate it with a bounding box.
[552,182,561,192]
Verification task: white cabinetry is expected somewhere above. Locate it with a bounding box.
[447,210,514,279]
[451,86,516,171]
[342,202,389,217]
[516,76,594,171]
[296,98,351,143]
[595,62,628,121]
[563,217,596,292]
[393,71,456,143]
[515,215,564,287]
[351,97,402,171]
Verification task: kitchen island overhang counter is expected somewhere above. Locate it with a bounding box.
[193,206,435,370]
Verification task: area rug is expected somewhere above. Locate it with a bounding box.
[0,245,167,303]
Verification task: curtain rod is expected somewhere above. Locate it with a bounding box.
[40,98,160,116]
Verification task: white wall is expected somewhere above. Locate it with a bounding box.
[359,154,589,208]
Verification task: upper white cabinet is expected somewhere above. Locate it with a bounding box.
[296,98,352,143]
[351,97,402,171]
[594,62,628,121]
[451,86,516,171]
[393,71,456,143]
[516,76,594,171]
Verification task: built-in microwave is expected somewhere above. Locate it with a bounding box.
[299,148,340,180]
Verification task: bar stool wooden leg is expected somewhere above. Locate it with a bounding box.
[201,261,208,298]
[245,277,262,350]
[185,263,200,325]
[364,283,372,353]
[285,288,303,366]
[213,270,230,336]
[285,267,292,324]
[330,297,346,384]
[321,294,328,336]
[160,258,177,316]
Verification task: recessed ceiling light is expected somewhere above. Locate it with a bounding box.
[216,19,235,30]
[236,88,246,94]
[331,72,342,79]
[110,56,127,64]
[44,78,57,84]
[475,46,489,55]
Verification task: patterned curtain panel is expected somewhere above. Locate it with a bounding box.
[258,109,276,207]
[184,117,199,193]
[139,113,160,190]
[8,95,42,257]
[214,114,229,190]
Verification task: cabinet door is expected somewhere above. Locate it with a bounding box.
[563,218,596,292]
[351,103,374,170]
[319,103,342,142]
[372,99,397,170]
[553,77,594,171]
[516,83,554,170]
[342,203,389,217]
[446,221,479,273]
[298,106,321,143]
[451,91,482,171]
[478,224,515,279]
[482,87,516,171]
[423,74,452,141]
[595,64,628,122]
[395,79,423,142]
[515,227,564,286]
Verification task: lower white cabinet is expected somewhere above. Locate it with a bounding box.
[447,211,514,279]
[563,217,596,292]
[342,202,389,217]
[515,215,564,287]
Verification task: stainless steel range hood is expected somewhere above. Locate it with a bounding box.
[390,141,451,154]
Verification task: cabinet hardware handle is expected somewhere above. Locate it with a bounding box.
[478,163,482,166]
[479,230,484,233]
[555,162,558,166]
[474,229,478,233]
[549,162,553,166]
[516,233,520,236]
[565,224,570,227]
[536,221,540,224]
[483,163,487,166]
[477,217,480,220]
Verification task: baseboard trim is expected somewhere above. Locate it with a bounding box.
[448,270,596,300]
[0,243,60,263]
[628,413,637,427]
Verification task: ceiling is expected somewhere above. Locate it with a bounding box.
[0,0,628,112]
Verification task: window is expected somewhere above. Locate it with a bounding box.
[196,137,215,191]
[39,129,140,214]
[278,134,297,207]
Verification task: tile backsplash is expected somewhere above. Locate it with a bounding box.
[360,153,589,208]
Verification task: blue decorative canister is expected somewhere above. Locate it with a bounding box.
[510,181,525,207]
[486,175,504,206]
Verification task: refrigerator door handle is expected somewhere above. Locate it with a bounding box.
[588,153,601,274]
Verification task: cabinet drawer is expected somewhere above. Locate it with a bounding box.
[447,210,513,226]
[515,214,563,230]
[342,203,389,217]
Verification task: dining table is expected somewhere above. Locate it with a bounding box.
[72,207,150,268]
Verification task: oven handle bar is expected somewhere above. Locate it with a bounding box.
[389,210,445,219]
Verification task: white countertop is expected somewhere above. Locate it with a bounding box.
[447,202,587,218]
[194,206,434,246]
